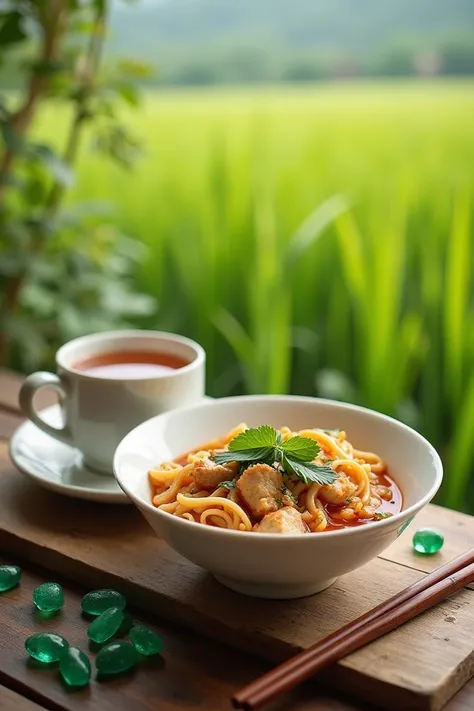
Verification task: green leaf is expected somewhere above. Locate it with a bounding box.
[0,252,27,277]
[219,480,236,490]
[24,176,47,206]
[0,11,27,47]
[285,194,350,274]
[93,0,106,14]
[280,435,319,462]
[1,122,27,154]
[30,59,64,77]
[282,455,338,486]
[116,83,140,107]
[100,282,156,317]
[211,447,275,466]
[228,425,278,451]
[34,145,75,188]
[117,58,154,79]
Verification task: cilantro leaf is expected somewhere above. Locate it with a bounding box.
[212,446,275,466]
[280,435,319,462]
[228,425,277,451]
[374,512,393,520]
[282,455,337,486]
[219,480,237,490]
[211,425,338,488]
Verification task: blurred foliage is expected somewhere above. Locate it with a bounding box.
[1,1,473,518]
[52,83,472,512]
[0,0,156,369]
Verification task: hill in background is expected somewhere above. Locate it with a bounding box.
[107,0,474,83]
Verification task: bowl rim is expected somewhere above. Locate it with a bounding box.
[113,394,443,541]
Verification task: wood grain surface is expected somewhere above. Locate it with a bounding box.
[0,557,376,711]
[1,368,474,711]
[0,685,46,711]
[1,439,473,711]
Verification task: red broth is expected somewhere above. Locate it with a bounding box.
[73,351,189,379]
[324,471,402,530]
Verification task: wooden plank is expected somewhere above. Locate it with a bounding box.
[1,443,474,711]
[0,686,46,711]
[0,411,23,441]
[0,558,371,711]
[0,369,51,441]
[0,369,56,415]
[381,505,474,586]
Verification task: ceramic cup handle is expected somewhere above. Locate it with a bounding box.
[19,372,73,447]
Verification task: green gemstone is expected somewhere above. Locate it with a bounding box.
[413,528,444,555]
[0,565,21,592]
[95,641,138,676]
[33,582,64,612]
[81,589,126,616]
[59,647,91,687]
[129,625,163,656]
[88,606,124,644]
[118,612,134,636]
[25,633,69,663]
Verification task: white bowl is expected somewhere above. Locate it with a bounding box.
[113,395,443,599]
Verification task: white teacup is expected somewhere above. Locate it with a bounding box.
[19,330,205,473]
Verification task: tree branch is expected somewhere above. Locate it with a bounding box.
[0,1,109,367]
[0,0,68,206]
[46,2,108,216]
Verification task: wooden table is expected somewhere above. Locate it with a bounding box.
[0,368,473,711]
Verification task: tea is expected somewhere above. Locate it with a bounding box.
[73,351,189,379]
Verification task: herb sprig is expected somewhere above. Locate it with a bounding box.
[219,480,236,490]
[211,425,337,486]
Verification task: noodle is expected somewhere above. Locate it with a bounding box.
[148,425,401,533]
[176,492,253,531]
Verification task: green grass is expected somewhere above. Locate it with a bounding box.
[37,80,474,510]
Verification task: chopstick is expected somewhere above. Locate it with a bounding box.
[232,548,474,710]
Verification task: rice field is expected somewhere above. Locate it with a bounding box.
[38,80,474,511]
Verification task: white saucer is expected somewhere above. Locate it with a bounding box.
[10,405,129,504]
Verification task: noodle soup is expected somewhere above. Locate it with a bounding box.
[148,424,402,534]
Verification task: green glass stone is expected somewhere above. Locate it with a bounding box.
[413,528,444,555]
[129,625,163,656]
[118,612,134,636]
[25,633,69,663]
[88,606,124,644]
[33,582,64,612]
[0,565,21,592]
[59,647,91,687]
[95,641,138,676]
[81,589,126,616]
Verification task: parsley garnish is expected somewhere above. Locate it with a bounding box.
[219,480,236,490]
[211,425,338,487]
[281,485,297,505]
[274,498,283,507]
[374,512,393,520]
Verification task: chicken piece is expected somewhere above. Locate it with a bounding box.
[193,460,239,491]
[237,463,283,519]
[318,475,357,505]
[257,507,307,534]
